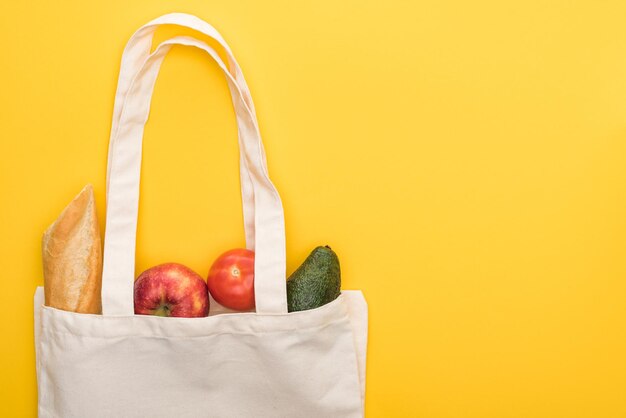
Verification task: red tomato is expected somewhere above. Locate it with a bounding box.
[207,249,255,311]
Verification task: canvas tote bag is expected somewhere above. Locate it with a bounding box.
[34,13,368,418]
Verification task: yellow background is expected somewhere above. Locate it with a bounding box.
[1,0,626,416]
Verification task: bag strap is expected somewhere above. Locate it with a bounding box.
[102,33,287,315]
[107,13,266,250]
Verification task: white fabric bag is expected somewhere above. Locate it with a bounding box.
[34,13,368,418]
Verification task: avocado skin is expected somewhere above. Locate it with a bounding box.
[287,246,341,312]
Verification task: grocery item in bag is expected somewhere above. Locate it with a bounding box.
[42,184,102,313]
[287,245,341,312]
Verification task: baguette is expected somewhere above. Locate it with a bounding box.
[42,184,102,313]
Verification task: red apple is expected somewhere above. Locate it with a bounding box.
[134,263,209,317]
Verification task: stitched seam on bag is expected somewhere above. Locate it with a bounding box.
[348,330,366,414]
[40,315,350,339]
[42,293,346,318]
[37,403,54,418]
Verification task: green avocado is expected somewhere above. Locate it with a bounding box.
[286,245,341,312]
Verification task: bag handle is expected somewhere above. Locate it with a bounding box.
[102,33,287,315]
[107,13,266,250]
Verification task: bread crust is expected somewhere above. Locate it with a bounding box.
[42,184,102,313]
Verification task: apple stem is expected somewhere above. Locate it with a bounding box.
[155,305,170,317]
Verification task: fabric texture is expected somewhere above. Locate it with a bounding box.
[34,12,368,417]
